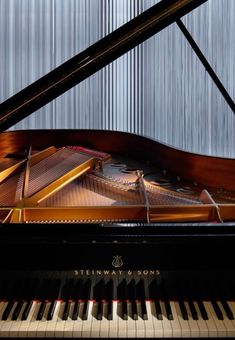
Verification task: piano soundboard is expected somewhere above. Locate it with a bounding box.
[1,131,235,224]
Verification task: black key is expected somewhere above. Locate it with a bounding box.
[46,278,62,321]
[2,301,14,320]
[21,279,39,321]
[179,300,188,320]
[107,300,113,320]
[37,301,47,320]
[155,277,173,321]
[47,300,57,321]
[197,301,208,320]
[97,301,103,321]
[50,279,62,308]
[72,300,80,320]
[72,279,83,320]
[211,300,223,320]
[34,279,49,320]
[122,301,128,320]
[140,300,148,320]
[82,301,89,320]
[117,279,128,320]
[222,300,234,320]
[81,279,91,320]
[136,279,147,320]
[105,280,113,320]
[62,301,70,321]
[61,279,73,320]
[2,279,23,320]
[127,279,137,320]
[188,300,198,320]
[93,279,104,320]
[22,300,33,321]
[149,278,163,320]
[164,300,173,320]
[130,300,138,320]
[154,301,163,320]
[14,278,33,321]
[12,301,24,320]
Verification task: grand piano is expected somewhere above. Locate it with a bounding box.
[0,0,235,337]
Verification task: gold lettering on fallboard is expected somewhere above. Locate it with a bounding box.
[74,269,160,276]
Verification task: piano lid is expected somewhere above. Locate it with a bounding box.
[0,0,207,131]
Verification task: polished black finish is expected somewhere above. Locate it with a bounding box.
[0,222,235,270]
[0,0,207,131]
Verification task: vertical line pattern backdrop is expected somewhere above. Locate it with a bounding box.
[0,0,234,157]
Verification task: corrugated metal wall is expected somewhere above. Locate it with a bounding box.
[0,0,234,157]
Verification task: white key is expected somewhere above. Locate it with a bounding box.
[193,301,208,338]
[127,301,136,338]
[0,302,6,315]
[227,301,235,324]
[72,302,83,338]
[18,301,38,338]
[143,301,154,338]
[90,302,101,338]
[206,301,226,338]
[227,301,235,329]
[36,301,51,337]
[109,301,118,338]
[217,301,235,337]
[150,301,163,338]
[63,301,75,338]
[144,302,154,338]
[117,302,127,338]
[174,301,190,338]
[0,301,18,338]
[135,301,145,338]
[26,301,42,337]
[202,301,218,337]
[184,301,200,337]
[45,300,61,337]
[169,301,181,338]
[160,301,172,338]
[54,301,66,337]
[9,301,27,338]
[99,302,109,338]
[0,302,9,337]
[81,301,93,338]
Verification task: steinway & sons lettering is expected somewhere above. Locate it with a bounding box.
[74,270,160,276]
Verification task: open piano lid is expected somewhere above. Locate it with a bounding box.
[1,0,235,225]
[0,0,208,130]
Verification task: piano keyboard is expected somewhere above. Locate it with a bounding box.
[1,276,235,338]
[1,299,235,337]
